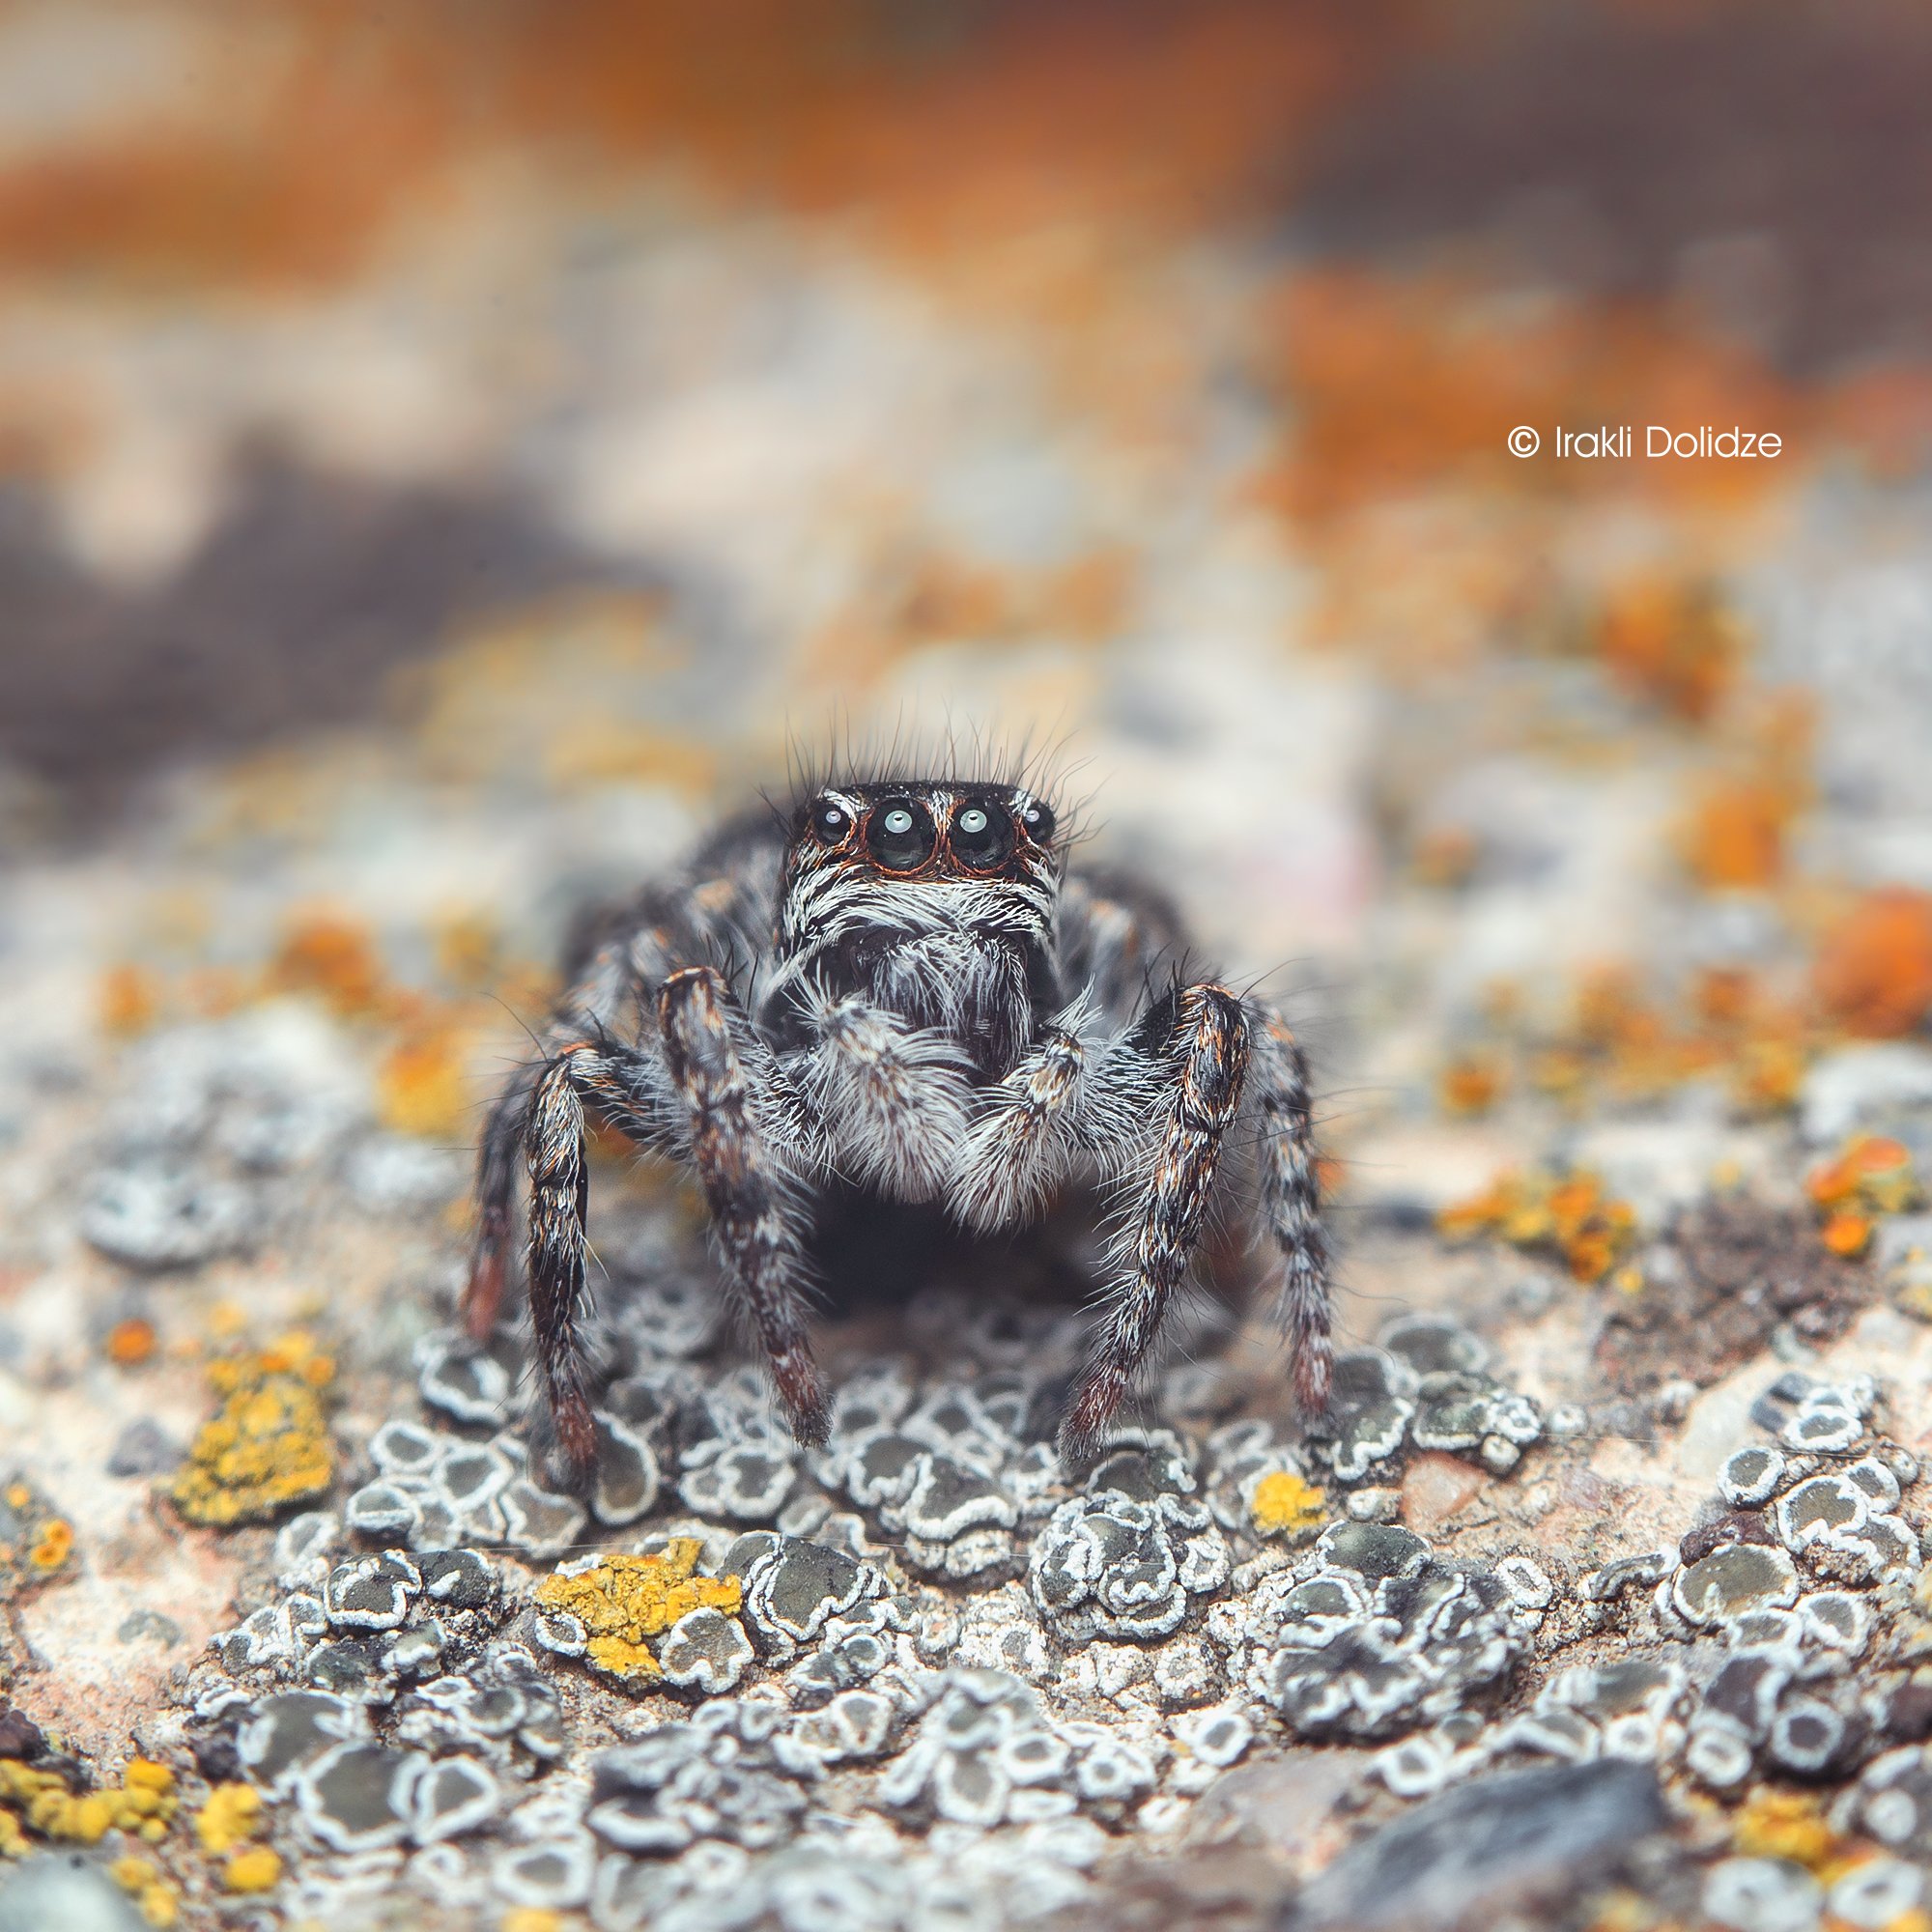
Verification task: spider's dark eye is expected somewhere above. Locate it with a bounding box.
[866,797,936,871]
[951,797,1013,870]
[1018,798,1058,843]
[811,800,852,846]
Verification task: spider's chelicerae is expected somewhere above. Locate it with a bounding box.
[465,767,1332,1478]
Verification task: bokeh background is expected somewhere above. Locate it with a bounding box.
[9,0,1932,1220]
[1,0,1932,1392]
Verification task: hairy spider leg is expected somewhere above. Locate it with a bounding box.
[1059,982,1254,1461]
[1249,1003,1332,1413]
[658,967,831,1448]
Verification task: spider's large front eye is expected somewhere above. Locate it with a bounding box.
[951,796,1013,869]
[866,797,936,870]
[811,800,853,847]
[1018,798,1057,844]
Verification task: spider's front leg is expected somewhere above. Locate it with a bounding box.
[658,967,831,1446]
[1060,981,1254,1463]
[517,1031,679,1472]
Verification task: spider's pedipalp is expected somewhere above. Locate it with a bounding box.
[792,989,974,1202]
[948,994,1099,1231]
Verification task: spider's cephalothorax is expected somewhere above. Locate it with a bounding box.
[465,772,1332,1479]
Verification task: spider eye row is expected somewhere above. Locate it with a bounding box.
[808,793,1057,869]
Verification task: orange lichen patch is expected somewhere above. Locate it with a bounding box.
[1450,957,1820,1123]
[192,1782,262,1856]
[172,1338,335,1528]
[107,1319,158,1368]
[1438,1166,1637,1285]
[0,1755,180,1854]
[1681,779,1790,891]
[99,965,162,1040]
[1438,1053,1504,1118]
[1821,1211,1874,1260]
[535,1539,743,1682]
[1597,578,1744,725]
[1813,889,1932,1038]
[1806,1136,1920,1227]
[1691,966,1757,1031]
[1250,1470,1326,1539]
[378,1028,473,1141]
[268,913,387,1019]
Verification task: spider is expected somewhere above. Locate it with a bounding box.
[464,766,1332,1479]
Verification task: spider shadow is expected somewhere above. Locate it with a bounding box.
[804,1180,1253,1441]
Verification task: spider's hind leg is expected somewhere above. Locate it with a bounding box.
[1248,1000,1332,1414]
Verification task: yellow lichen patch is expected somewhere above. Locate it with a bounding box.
[172,1338,335,1527]
[501,1910,563,1932]
[110,1854,181,1928]
[1437,1166,1637,1285]
[193,1781,261,1855]
[535,1539,743,1682]
[0,1755,181,1852]
[223,1845,283,1892]
[0,1475,76,1602]
[1731,1786,1837,1870]
[1250,1470,1326,1538]
[29,1519,71,1572]
[378,1026,473,1140]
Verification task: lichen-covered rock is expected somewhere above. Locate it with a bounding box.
[1248,1523,1524,1744]
[533,1538,744,1686]
[172,1338,335,1526]
[1029,1491,1230,1642]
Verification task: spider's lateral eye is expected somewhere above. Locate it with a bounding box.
[811,801,852,846]
[950,795,1013,869]
[1020,799,1058,843]
[866,796,936,871]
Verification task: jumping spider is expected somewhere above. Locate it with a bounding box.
[466,768,1332,1478]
